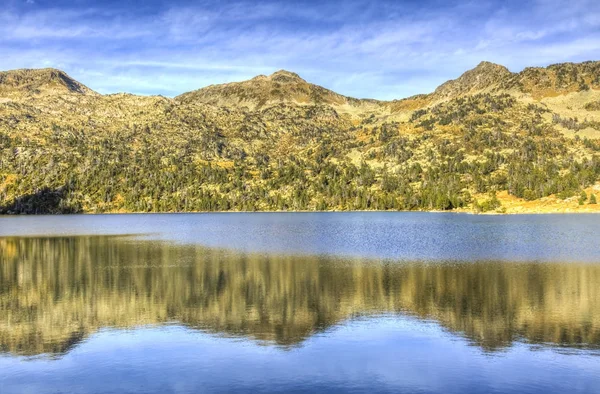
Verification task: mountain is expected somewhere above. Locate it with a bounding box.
[176,69,381,114]
[432,61,513,100]
[0,68,96,98]
[431,60,600,100]
[1,61,599,214]
[501,61,600,98]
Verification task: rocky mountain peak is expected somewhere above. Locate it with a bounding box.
[0,68,95,96]
[269,70,305,83]
[433,61,513,99]
[472,61,509,72]
[176,69,358,110]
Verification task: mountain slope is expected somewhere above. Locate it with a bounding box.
[1,61,599,214]
[387,61,600,137]
[501,61,600,98]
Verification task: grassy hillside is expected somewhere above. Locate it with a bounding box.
[1,62,600,213]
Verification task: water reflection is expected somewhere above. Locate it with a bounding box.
[1,235,599,356]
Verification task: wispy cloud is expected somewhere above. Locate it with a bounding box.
[0,0,598,99]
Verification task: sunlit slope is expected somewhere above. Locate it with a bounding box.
[1,62,599,213]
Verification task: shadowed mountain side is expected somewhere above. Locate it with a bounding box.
[0,186,82,214]
[1,236,599,356]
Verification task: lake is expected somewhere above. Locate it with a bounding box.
[0,212,599,393]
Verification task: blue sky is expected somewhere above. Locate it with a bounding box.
[1,0,599,99]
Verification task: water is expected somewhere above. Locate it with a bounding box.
[0,213,599,393]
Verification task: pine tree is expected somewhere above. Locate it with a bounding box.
[578,191,588,205]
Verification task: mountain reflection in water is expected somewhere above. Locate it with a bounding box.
[1,235,599,357]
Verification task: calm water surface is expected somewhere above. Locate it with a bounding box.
[0,213,599,393]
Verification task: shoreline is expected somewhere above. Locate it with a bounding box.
[1,209,600,216]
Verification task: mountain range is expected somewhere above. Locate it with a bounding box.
[1,61,599,213]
